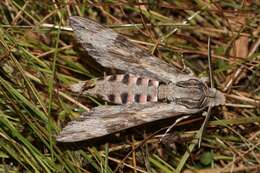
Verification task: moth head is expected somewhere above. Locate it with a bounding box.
[208,88,225,107]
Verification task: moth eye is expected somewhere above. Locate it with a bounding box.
[108,75,116,82]
[148,80,153,86]
[134,94,141,103]
[147,95,152,101]
[122,74,129,84]
[121,93,128,104]
[108,94,115,102]
[136,77,142,85]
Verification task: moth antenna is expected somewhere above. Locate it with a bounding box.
[198,37,213,148]
[208,37,214,89]
[198,104,212,148]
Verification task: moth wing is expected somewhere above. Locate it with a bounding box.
[70,16,193,83]
[56,103,201,142]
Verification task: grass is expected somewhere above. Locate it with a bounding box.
[0,1,259,172]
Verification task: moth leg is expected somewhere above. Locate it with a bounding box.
[159,115,191,143]
[181,59,209,83]
[181,58,195,76]
[103,71,107,79]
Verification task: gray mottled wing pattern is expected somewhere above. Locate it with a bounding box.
[70,16,195,83]
[56,103,202,142]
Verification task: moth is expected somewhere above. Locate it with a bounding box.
[56,16,225,142]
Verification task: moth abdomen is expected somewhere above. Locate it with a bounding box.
[86,74,159,104]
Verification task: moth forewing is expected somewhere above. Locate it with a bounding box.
[56,103,203,142]
[69,16,198,83]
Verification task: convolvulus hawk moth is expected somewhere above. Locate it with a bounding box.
[56,16,225,142]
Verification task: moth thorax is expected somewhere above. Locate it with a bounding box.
[158,79,209,109]
[88,74,160,104]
